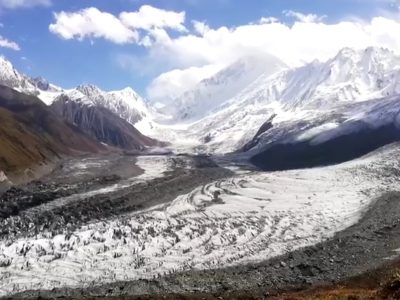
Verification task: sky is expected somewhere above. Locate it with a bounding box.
[0,0,399,101]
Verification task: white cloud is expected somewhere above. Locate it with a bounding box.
[120,5,186,32]
[49,5,187,45]
[144,15,400,101]
[283,10,326,23]
[259,17,279,24]
[49,7,138,44]
[147,64,222,103]
[192,20,210,36]
[47,5,400,102]
[0,0,50,9]
[0,35,20,50]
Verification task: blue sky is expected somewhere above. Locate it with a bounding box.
[0,0,398,97]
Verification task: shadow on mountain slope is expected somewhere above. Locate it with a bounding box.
[251,123,400,171]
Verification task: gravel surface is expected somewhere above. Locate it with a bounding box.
[0,154,232,240]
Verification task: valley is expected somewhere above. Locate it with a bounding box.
[1,45,400,299]
[2,145,400,298]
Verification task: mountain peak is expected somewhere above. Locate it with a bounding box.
[164,53,287,122]
[0,56,14,69]
[76,84,103,97]
[113,87,140,99]
[332,46,396,64]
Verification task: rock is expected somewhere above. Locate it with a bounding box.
[0,170,8,182]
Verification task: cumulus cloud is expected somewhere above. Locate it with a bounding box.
[283,10,326,23]
[49,5,186,45]
[120,5,186,32]
[259,17,279,24]
[49,7,138,44]
[192,20,210,36]
[0,35,20,50]
[0,0,50,9]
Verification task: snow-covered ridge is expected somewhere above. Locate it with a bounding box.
[60,84,156,132]
[2,47,400,154]
[161,54,287,123]
[0,56,156,132]
[158,47,400,154]
[259,47,400,110]
[0,56,64,103]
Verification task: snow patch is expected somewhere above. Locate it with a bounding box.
[0,171,8,182]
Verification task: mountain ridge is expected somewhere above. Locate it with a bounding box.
[0,85,105,182]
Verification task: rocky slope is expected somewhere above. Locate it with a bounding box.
[0,85,104,181]
[76,84,150,126]
[0,55,160,151]
[51,91,158,150]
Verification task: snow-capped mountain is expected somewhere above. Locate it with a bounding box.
[162,54,287,122]
[0,56,60,102]
[171,47,400,154]
[251,47,400,111]
[2,47,400,159]
[51,90,158,150]
[0,56,161,151]
[0,56,37,93]
[75,84,152,128]
[0,56,63,104]
[0,56,157,134]
[68,84,159,135]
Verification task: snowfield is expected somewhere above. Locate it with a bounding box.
[0,147,398,296]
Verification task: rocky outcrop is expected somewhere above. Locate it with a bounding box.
[241,114,276,152]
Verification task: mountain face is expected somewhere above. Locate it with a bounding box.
[51,91,158,150]
[0,85,104,180]
[0,57,37,93]
[2,46,400,169]
[248,94,400,170]
[0,57,63,100]
[0,56,154,129]
[247,47,400,111]
[0,56,159,151]
[233,47,400,169]
[162,54,287,123]
[170,47,400,155]
[75,84,151,126]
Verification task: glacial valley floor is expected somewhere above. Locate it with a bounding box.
[2,146,400,299]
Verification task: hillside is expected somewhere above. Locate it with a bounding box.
[51,92,159,150]
[0,85,104,180]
